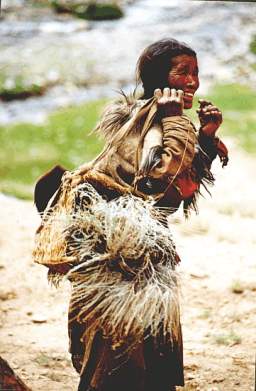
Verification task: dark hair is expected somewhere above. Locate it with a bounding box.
[136,38,197,99]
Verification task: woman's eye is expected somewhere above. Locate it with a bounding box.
[179,68,188,74]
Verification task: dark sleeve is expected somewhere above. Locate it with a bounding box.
[198,131,218,164]
[198,131,229,168]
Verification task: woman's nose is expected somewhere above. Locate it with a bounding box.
[187,75,196,86]
[187,75,199,90]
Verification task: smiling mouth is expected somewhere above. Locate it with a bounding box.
[184,92,194,98]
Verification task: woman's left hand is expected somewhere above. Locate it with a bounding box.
[197,99,222,136]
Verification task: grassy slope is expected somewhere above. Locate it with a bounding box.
[0,84,255,199]
[206,83,256,153]
[0,100,106,199]
[188,83,256,152]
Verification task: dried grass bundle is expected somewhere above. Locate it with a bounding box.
[33,182,180,352]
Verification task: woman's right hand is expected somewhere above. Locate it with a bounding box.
[154,88,184,117]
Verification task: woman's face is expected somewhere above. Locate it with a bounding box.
[167,54,199,109]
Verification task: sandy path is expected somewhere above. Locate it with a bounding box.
[0,140,255,391]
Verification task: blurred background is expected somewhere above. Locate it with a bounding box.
[0,0,256,199]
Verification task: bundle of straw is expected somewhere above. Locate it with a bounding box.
[34,182,180,351]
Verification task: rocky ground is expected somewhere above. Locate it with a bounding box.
[0,138,255,390]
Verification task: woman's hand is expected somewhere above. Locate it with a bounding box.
[197,99,222,136]
[154,88,184,117]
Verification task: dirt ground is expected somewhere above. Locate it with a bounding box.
[0,139,255,391]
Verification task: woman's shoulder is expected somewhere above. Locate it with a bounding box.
[102,94,147,117]
[94,93,148,141]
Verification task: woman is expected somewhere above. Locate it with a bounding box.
[34,38,228,391]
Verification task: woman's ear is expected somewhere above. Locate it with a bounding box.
[34,165,67,213]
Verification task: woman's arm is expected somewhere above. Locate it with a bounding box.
[139,117,196,179]
[197,99,228,167]
[138,88,197,179]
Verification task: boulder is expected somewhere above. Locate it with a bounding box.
[50,0,124,20]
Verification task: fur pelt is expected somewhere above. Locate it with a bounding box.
[94,93,136,143]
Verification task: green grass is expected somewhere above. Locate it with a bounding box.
[0,83,255,200]
[210,84,256,154]
[249,35,256,56]
[0,74,45,101]
[213,330,242,346]
[0,100,106,199]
